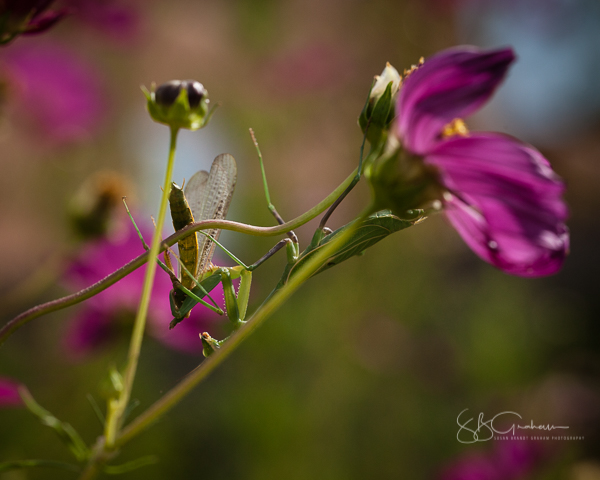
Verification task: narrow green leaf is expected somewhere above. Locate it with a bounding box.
[19,387,89,462]
[86,393,106,427]
[0,459,81,473]
[103,456,158,475]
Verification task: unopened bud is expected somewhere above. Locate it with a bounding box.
[155,80,206,109]
[370,63,401,103]
[143,79,216,131]
[359,63,402,145]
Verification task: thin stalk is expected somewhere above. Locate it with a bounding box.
[0,167,357,346]
[115,205,375,447]
[105,127,180,448]
[77,462,101,480]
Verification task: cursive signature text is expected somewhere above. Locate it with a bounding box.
[456,409,569,444]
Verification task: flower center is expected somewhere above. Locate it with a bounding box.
[395,147,446,211]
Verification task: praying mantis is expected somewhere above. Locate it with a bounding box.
[159,134,421,352]
[126,128,422,356]
[162,150,299,355]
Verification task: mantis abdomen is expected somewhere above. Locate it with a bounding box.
[169,183,198,290]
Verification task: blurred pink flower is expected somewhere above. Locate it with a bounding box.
[68,0,141,44]
[395,46,569,277]
[64,218,224,358]
[0,377,23,407]
[0,39,106,144]
[261,43,352,97]
[440,440,546,480]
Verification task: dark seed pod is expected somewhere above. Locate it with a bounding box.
[155,80,206,108]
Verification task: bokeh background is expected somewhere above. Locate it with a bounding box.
[1,0,600,478]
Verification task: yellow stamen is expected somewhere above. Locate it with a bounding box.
[441,118,469,138]
[403,57,425,77]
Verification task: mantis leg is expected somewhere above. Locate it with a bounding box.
[170,273,225,328]
[220,269,241,329]
[197,231,295,272]
[236,269,252,321]
[122,198,223,322]
[201,268,252,356]
[250,128,300,259]
[220,267,252,325]
[123,198,179,280]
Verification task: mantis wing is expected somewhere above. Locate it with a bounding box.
[186,154,237,276]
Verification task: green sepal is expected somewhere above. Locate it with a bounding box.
[365,144,442,217]
[359,80,395,145]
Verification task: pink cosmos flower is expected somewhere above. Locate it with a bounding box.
[64,218,224,358]
[440,439,547,480]
[0,40,105,144]
[0,377,23,407]
[395,46,569,277]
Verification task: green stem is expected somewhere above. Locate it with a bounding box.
[77,462,101,480]
[105,127,180,448]
[115,205,374,447]
[0,167,357,347]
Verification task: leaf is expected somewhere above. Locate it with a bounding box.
[275,210,421,289]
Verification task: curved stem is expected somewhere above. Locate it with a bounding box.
[115,205,374,447]
[0,168,357,347]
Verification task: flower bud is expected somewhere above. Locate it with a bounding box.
[68,171,132,241]
[155,80,206,109]
[370,63,401,103]
[359,63,401,144]
[143,79,214,131]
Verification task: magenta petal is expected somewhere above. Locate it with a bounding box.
[64,307,116,359]
[73,0,140,43]
[2,41,105,144]
[428,133,569,277]
[397,47,515,154]
[440,452,501,480]
[0,377,23,407]
[64,218,224,356]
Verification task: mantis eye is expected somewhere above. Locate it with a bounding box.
[155,80,207,109]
